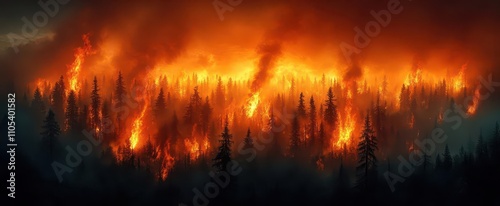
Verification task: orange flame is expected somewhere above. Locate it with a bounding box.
[246,92,260,118]
[129,104,148,150]
[161,145,175,180]
[467,88,480,116]
[452,64,467,93]
[335,89,356,150]
[68,34,94,92]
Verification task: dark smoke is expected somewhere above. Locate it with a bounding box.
[250,10,301,93]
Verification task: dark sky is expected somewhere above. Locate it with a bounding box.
[2,0,500,85]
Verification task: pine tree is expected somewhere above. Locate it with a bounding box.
[297,92,306,119]
[171,112,180,140]
[289,115,301,157]
[80,104,89,131]
[31,87,45,113]
[115,71,126,123]
[154,88,166,119]
[90,76,100,135]
[318,122,325,155]
[65,90,79,132]
[492,122,500,161]
[476,130,489,164]
[324,87,338,130]
[184,86,203,125]
[215,77,225,109]
[435,154,442,171]
[41,109,61,159]
[308,96,317,148]
[356,114,378,190]
[213,116,233,172]
[51,76,65,121]
[101,100,112,142]
[200,97,212,135]
[243,128,254,149]
[442,144,453,171]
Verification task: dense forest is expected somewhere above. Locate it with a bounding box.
[3,67,500,205]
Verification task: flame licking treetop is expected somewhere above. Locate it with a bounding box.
[129,102,149,150]
[68,34,95,92]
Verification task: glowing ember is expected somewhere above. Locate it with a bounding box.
[68,34,94,92]
[246,92,261,118]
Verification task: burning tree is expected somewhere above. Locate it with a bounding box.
[356,114,378,190]
[90,76,101,136]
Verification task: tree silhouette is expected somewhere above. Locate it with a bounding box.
[65,90,79,132]
[184,86,202,126]
[318,122,325,155]
[324,87,338,130]
[476,130,489,165]
[51,76,65,121]
[91,76,101,135]
[243,128,254,149]
[213,116,233,172]
[215,76,225,109]
[308,96,317,148]
[41,109,61,159]
[289,115,301,157]
[435,154,442,171]
[442,144,453,171]
[154,88,166,119]
[356,114,378,190]
[80,104,90,131]
[200,97,212,135]
[297,92,306,119]
[115,71,126,127]
[491,122,500,162]
[31,87,45,114]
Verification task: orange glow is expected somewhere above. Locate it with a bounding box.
[184,136,210,161]
[404,69,422,87]
[409,114,415,129]
[452,64,467,93]
[68,34,94,92]
[161,144,175,180]
[129,103,148,150]
[246,92,261,118]
[467,88,481,116]
[335,89,357,150]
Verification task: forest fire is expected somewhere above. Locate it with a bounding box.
[6,1,500,204]
[452,64,467,93]
[467,88,481,116]
[335,89,356,150]
[246,92,261,118]
[67,34,94,93]
[129,103,148,150]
